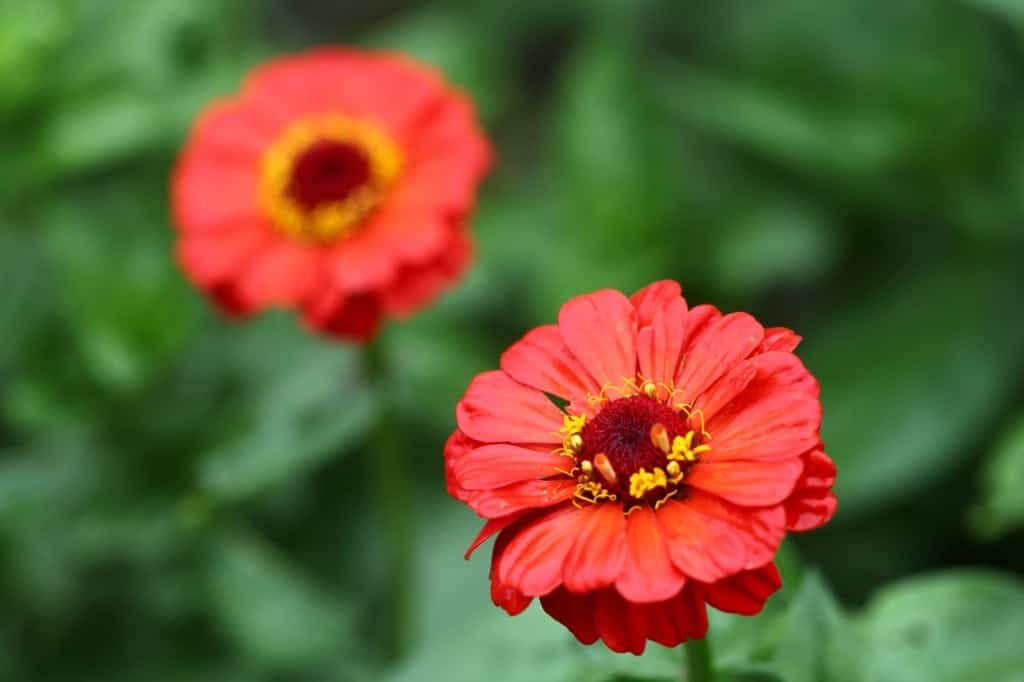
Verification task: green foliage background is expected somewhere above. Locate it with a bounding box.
[2,0,1024,680]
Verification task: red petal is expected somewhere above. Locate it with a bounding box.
[452,443,569,491]
[562,503,628,593]
[558,290,637,397]
[709,389,821,462]
[658,492,786,580]
[686,457,804,506]
[692,360,757,422]
[656,498,748,583]
[784,449,838,531]
[594,588,646,655]
[701,563,782,615]
[540,589,599,645]
[540,585,709,654]
[642,585,709,647]
[749,351,820,398]
[399,92,493,213]
[176,228,272,290]
[757,327,802,353]
[456,371,564,444]
[500,325,599,404]
[242,49,446,145]
[636,298,687,393]
[234,241,322,310]
[678,304,720,352]
[630,280,684,328]
[490,523,533,615]
[465,510,532,559]
[302,290,382,341]
[379,226,472,317]
[495,505,582,596]
[463,479,577,519]
[615,507,687,603]
[676,312,764,404]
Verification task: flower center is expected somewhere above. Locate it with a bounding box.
[560,387,710,510]
[260,115,402,244]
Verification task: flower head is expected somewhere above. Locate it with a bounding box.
[446,281,837,654]
[172,48,492,340]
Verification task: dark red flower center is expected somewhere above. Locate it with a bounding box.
[287,140,373,209]
[578,395,695,500]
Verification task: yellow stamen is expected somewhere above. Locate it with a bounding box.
[560,414,586,437]
[579,460,594,481]
[629,467,668,498]
[259,115,402,243]
[574,480,616,506]
[642,381,658,399]
[666,460,683,483]
[568,434,583,453]
[668,430,711,462]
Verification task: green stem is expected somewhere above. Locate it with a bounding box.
[366,341,413,660]
[684,638,712,682]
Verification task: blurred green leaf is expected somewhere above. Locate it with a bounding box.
[858,571,1024,682]
[971,415,1024,538]
[0,1,71,118]
[804,260,1024,518]
[40,183,196,394]
[770,573,863,682]
[207,529,352,670]
[198,317,376,503]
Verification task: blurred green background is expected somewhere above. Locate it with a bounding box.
[3,0,1024,680]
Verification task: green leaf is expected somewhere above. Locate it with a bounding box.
[198,317,377,503]
[770,573,863,682]
[41,185,197,394]
[802,260,1024,518]
[858,571,1024,682]
[206,529,352,670]
[972,415,1024,537]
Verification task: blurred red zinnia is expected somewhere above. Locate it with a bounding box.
[446,281,837,654]
[172,48,492,340]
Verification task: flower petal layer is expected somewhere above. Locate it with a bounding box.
[558,290,637,395]
[456,371,564,444]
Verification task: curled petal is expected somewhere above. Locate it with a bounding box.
[756,326,802,353]
[784,449,838,531]
[541,584,708,655]
[701,562,782,615]
[495,505,582,596]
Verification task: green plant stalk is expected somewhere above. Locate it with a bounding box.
[366,341,413,661]
[684,638,712,682]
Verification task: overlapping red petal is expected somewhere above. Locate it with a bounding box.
[445,281,837,653]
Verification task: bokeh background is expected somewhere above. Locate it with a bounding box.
[3,1,1024,680]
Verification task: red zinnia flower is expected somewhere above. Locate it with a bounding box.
[172,48,492,340]
[446,281,837,654]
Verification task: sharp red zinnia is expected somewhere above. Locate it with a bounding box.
[445,281,837,654]
[172,48,492,340]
